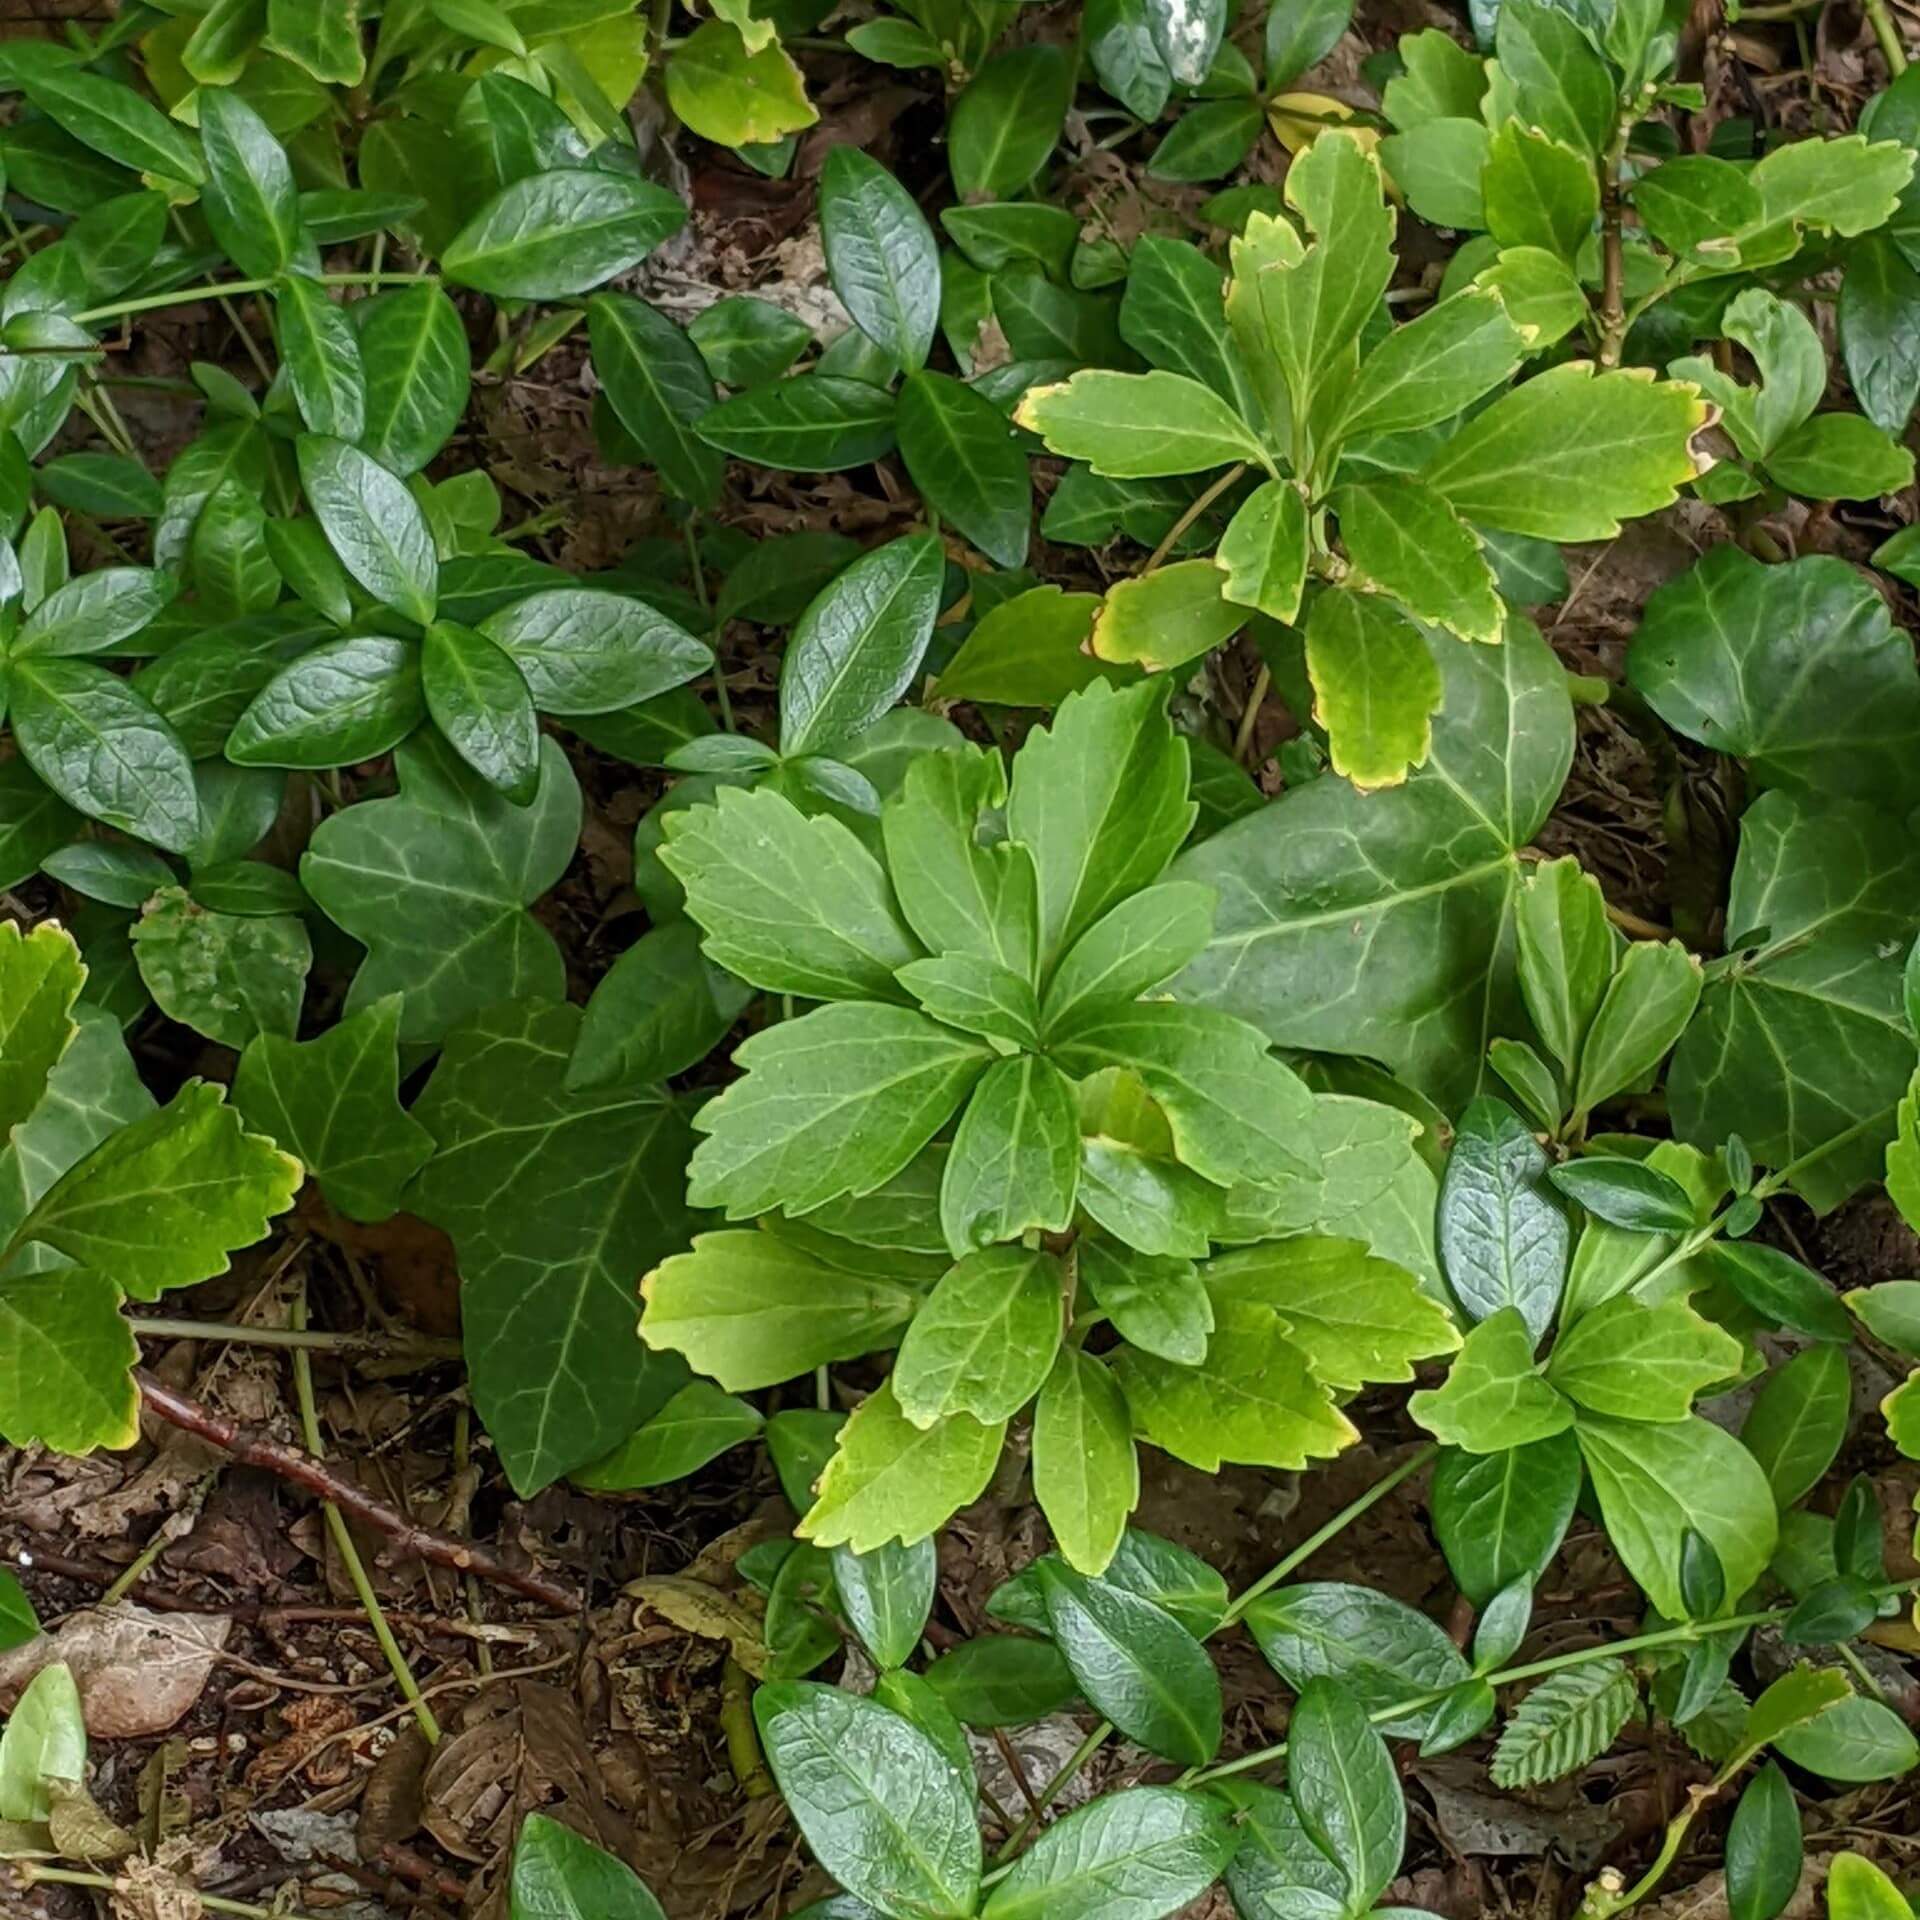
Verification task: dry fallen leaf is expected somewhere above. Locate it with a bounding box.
[0,1609,230,1739]
[626,1574,770,1677]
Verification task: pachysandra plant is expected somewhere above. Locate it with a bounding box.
[641,677,1458,1568]
[1015,125,1711,787]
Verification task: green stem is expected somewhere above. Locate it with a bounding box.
[1864,0,1910,72]
[19,1867,322,1920]
[1185,1578,1920,1791]
[74,271,435,327]
[292,1295,442,1746]
[134,1314,461,1359]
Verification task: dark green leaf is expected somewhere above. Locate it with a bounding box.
[226,634,425,769]
[695,374,898,471]
[443,169,686,300]
[354,284,471,478]
[950,47,1072,198]
[588,293,723,508]
[1437,1096,1569,1342]
[820,147,939,372]
[1726,1764,1801,1920]
[198,87,303,278]
[1548,1156,1697,1232]
[897,371,1031,569]
[297,434,437,624]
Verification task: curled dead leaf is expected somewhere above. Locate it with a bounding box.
[625,1575,769,1678]
[0,1609,230,1739]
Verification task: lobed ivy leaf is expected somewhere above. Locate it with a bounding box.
[301,731,581,1045]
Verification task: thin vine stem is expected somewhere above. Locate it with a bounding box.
[73,271,436,327]
[1864,0,1910,73]
[17,1867,322,1920]
[291,1294,442,1746]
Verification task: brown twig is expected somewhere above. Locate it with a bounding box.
[135,1372,582,1614]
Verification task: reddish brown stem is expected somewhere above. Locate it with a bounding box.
[135,1372,581,1615]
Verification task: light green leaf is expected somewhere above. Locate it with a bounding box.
[663,783,922,999]
[1515,855,1611,1079]
[686,1002,991,1219]
[800,1382,1006,1552]
[1741,1345,1851,1509]
[1216,479,1308,624]
[1079,1239,1213,1363]
[1014,370,1267,478]
[1410,1308,1572,1453]
[1091,558,1245,674]
[1482,123,1598,262]
[934,585,1109,708]
[1572,938,1702,1122]
[1576,1411,1779,1620]
[939,1055,1080,1254]
[0,1663,86,1824]
[1379,119,1491,229]
[1490,1658,1637,1789]
[10,1078,298,1299]
[1333,481,1502,643]
[1041,882,1215,1036]
[301,732,581,1045]
[0,1268,139,1452]
[1419,361,1711,540]
[1471,246,1587,347]
[572,1381,765,1491]
[895,1244,1063,1425]
[231,994,432,1223]
[0,920,83,1141]
[1303,585,1444,789]
[1765,413,1915,502]
[1337,288,1529,440]
[1205,1234,1459,1390]
[1032,1346,1138,1577]
[1007,678,1195,970]
[1547,1294,1741,1421]
[1749,134,1915,247]
[642,1227,924,1389]
[1113,1299,1354,1471]
[666,22,815,146]
[130,885,309,1048]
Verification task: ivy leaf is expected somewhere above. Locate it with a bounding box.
[1409,1308,1573,1453]
[662,784,922,1001]
[231,995,432,1224]
[407,999,696,1494]
[1418,361,1710,540]
[9,1078,299,1300]
[799,1382,1005,1552]
[1333,481,1502,643]
[1175,616,1573,1110]
[642,1229,925,1390]
[897,372,1031,570]
[1547,1295,1742,1421]
[1668,791,1920,1210]
[753,1681,980,1919]
[687,1002,992,1219]
[1303,584,1445,789]
[1490,1659,1638,1788]
[354,284,470,478]
[1038,1561,1222,1764]
[442,168,687,300]
[0,1268,138,1452]
[1204,1235,1459,1390]
[588,293,723,509]
[1032,1347,1138,1579]
[130,886,309,1048]
[939,1055,1080,1254]
[296,434,437,625]
[1576,1411,1779,1619]
[0,920,83,1140]
[1112,1300,1354,1471]
[820,148,939,373]
[1007,679,1195,970]
[980,1786,1233,1920]
[780,534,945,758]
[895,1245,1063,1426]
[301,732,581,1045]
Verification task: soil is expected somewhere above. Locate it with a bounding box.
[5,1,1920,1916]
